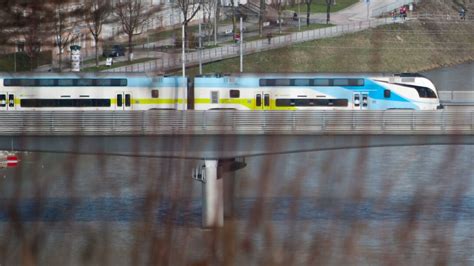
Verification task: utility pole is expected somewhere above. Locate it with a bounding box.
[366,0,370,21]
[298,1,301,31]
[199,23,202,75]
[182,24,185,78]
[240,16,243,73]
[214,0,217,45]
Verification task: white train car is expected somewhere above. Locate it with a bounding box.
[0,73,187,111]
[193,73,442,110]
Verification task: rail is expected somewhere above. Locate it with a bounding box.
[0,110,472,135]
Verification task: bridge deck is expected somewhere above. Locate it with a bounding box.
[0,111,472,136]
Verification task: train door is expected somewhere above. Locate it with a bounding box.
[0,92,15,110]
[116,92,133,110]
[353,92,369,110]
[255,92,270,110]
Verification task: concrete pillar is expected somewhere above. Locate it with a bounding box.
[224,171,236,218]
[202,160,224,228]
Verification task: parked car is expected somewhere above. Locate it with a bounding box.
[102,44,125,57]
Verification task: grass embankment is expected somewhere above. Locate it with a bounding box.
[285,0,358,13]
[0,51,52,72]
[184,21,474,75]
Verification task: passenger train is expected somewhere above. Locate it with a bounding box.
[0,72,442,111]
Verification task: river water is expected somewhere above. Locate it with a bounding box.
[0,64,473,265]
[423,62,474,91]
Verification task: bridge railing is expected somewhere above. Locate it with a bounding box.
[0,111,472,135]
[439,91,474,105]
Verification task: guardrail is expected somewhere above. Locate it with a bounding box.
[0,110,472,135]
[103,18,394,73]
[439,91,474,105]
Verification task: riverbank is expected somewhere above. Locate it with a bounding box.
[184,19,474,75]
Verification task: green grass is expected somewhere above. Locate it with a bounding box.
[81,57,156,72]
[82,56,107,65]
[286,23,334,32]
[0,51,52,72]
[285,0,358,13]
[220,24,333,44]
[182,21,474,75]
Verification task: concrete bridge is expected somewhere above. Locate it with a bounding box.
[1,110,473,227]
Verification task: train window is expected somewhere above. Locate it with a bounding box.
[259,79,274,86]
[274,79,291,86]
[349,79,365,86]
[393,83,437,98]
[0,94,6,107]
[384,89,391,98]
[96,79,112,86]
[4,78,128,87]
[4,79,36,86]
[333,79,349,86]
[95,79,128,86]
[39,79,56,86]
[113,79,128,86]
[151,90,159,98]
[276,98,348,107]
[211,91,219,104]
[276,99,294,106]
[416,87,437,98]
[58,79,74,86]
[76,79,94,86]
[294,79,310,86]
[125,94,131,107]
[230,90,240,98]
[331,99,349,106]
[20,99,111,107]
[314,79,331,86]
[9,94,14,108]
[294,99,308,106]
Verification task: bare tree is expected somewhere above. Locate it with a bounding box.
[0,0,13,48]
[325,0,332,24]
[215,0,221,44]
[229,0,237,37]
[84,0,111,67]
[115,0,152,61]
[305,0,312,26]
[270,0,283,34]
[201,0,219,43]
[13,0,51,71]
[24,9,44,71]
[51,0,80,72]
[176,0,201,48]
[259,0,266,36]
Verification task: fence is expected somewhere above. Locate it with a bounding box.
[103,18,395,73]
[0,110,472,135]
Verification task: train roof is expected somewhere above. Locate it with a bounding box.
[0,72,183,79]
